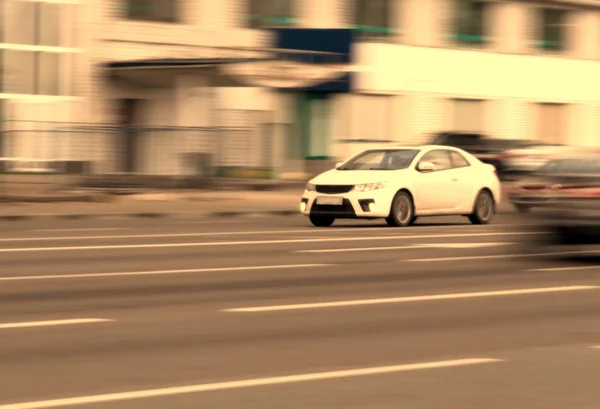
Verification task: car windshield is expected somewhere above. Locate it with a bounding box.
[338,149,420,171]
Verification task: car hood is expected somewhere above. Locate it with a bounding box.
[310,169,403,185]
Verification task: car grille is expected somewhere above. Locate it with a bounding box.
[311,199,356,216]
[315,185,354,194]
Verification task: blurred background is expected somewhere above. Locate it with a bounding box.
[4,2,600,408]
[1,0,597,193]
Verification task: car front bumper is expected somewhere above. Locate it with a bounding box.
[300,190,393,219]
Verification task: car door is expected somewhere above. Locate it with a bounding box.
[448,150,476,211]
[414,149,454,212]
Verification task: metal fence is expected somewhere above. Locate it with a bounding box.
[0,114,277,189]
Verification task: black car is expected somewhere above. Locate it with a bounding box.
[522,154,600,250]
[430,132,531,179]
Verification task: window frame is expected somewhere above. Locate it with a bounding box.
[354,0,395,39]
[537,7,568,52]
[125,0,178,24]
[452,0,488,46]
[249,0,296,29]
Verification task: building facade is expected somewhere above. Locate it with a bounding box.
[2,0,600,176]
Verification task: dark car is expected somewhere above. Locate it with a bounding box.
[430,132,531,180]
[525,153,600,249]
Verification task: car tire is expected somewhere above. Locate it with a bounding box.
[386,191,415,227]
[468,190,495,225]
[309,215,335,227]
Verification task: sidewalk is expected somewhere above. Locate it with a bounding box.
[0,188,516,222]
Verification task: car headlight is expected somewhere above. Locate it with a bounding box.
[353,182,388,192]
[305,183,316,192]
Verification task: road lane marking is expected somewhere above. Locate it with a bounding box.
[224,285,599,312]
[0,264,332,282]
[406,250,600,262]
[32,228,127,232]
[0,225,528,242]
[175,220,254,224]
[0,358,502,409]
[415,242,513,249]
[298,245,419,253]
[0,318,114,330]
[528,265,600,272]
[0,232,540,253]
[297,242,513,253]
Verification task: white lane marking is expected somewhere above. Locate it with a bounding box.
[0,318,114,330]
[224,286,599,313]
[297,245,419,253]
[33,228,126,232]
[416,242,513,249]
[0,264,332,282]
[0,225,527,242]
[0,358,502,409]
[0,232,540,253]
[175,220,254,224]
[298,242,513,253]
[528,266,600,272]
[406,250,600,262]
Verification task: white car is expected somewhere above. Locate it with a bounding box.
[300,145,501,227]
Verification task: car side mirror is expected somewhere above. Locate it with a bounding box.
[335,161,343,169]
[417,161,435,172]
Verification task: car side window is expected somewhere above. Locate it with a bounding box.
[450,151,470,169]
[419,150,452,172]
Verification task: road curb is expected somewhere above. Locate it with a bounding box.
[0,209,300,222]
[0,206,516,222]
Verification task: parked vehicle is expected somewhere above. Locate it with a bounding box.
[429,132,531,180]
[525,153,600,249]
[300,145,501,227]
[500,142,567,178]
[507,161,558,213]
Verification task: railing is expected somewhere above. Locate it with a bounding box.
[0,118,279,190]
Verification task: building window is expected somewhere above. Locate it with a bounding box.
[126,0,178,23]
[38,2,61,47]
[452,0,487,44]
[452,99,484,132]
[37,52,61,96]
[356,95,394,142]
[3,0,37,45]
[354,0,394,38]
[0,0,4,44]
[1,50,65,96]
[538,8,567,51]
[1,50,36,94]
[249,0,295,28]
[3,0,73,47]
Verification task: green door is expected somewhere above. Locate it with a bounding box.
[294,92,332,160]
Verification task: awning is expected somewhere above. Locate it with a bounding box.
[105,29,356,90]
[105,56,358,89]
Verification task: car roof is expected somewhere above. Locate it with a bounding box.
[382,144,464,151]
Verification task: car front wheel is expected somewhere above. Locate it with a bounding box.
[386,191,415,227]
[309,215,335,227]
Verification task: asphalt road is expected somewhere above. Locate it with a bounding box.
[1,213,600,409]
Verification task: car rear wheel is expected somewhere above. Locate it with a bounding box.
[309,215,335,227]
[468,190,495,225]
[386,191,415,227]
